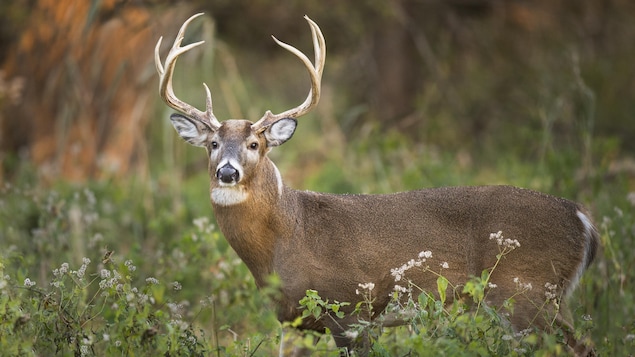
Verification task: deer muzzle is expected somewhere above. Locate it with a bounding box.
[216,164,240,184]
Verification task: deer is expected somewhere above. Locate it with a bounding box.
[155,13,598,356]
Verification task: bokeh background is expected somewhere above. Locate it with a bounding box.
[1,0,634,186]
[1,0,634,355]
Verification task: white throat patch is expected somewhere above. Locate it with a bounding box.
[272,163,283,199]
[211,186,249,206]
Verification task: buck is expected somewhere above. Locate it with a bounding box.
[155,13,598,356]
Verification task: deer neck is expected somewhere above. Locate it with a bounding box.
[210,158,298,287]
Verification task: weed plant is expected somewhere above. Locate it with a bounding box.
[1,167,633,355]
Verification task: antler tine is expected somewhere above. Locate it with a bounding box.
[252,16,326,131]
[155,13,221,130]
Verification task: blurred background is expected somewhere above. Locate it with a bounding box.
[1,0,634,189]
[1,0,635,354]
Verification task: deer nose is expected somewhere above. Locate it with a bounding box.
[216,164,239,184]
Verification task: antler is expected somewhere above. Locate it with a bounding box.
[155,13,221,130]
[252,15,326,132]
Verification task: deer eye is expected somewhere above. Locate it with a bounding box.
[249,142,259,150]
[211,141,219,149]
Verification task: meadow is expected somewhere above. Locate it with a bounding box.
[1,116,633,355]
[1,4,635,355]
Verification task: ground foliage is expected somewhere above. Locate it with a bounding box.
[1,136,634,355]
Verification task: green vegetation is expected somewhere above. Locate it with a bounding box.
[1,2,635,355]
[1,126,634,355]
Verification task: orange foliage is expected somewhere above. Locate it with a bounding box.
[1,0,192,182]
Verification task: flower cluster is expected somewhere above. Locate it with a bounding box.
[544,282,559,301]
[98,269,122,290]
[53,262,70,278]
[145,277,159,285]
[124,260,136,272]
[513,277,533,291]
[489,231,520,250]
[23,278,36,287]
[74,258,91,279]
[391,250,433,282]
[356,282,375,296]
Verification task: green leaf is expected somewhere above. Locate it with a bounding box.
[437,276,449,304]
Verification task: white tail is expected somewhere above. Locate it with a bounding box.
[155,14,598,356]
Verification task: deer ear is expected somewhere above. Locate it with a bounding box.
[170,113,212,147]
[264,118,297,147]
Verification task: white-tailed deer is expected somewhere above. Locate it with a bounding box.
[155,13,598,356]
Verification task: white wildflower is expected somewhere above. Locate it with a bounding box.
[24,278,36,287]
[503,238,521,249]
[145,277,159,285]
[514,328,533,338]
[76,258,90,279]
[490,231,520,249]
[489,231,504,245]
[391,251,433,282]
[124,260,136,272]
[544,282,558,301]
[356,282,375,295]
[418,251,433,259]
[393,285,408,293]
[100,269,111,279]
[513,277,532,291]
[440,262,449,269]
[53,262,70,277]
